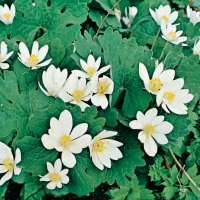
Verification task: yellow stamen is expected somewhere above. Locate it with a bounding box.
[168,31,176,39]
[28,54,39,67]
[98,82,109,95]
[59,135,72,148]
[149,78,162,92]
[197,51,200,56]
[72,89,84,102]
[3,158,14,172]
[93,138,107,153]
[161,15,169,22]
[50,173,61,182]
[143,124,155,135]
[164,92,175,102]
[86,67,96,76]
[3,13,11,20]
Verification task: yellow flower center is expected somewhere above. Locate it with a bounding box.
[168,31,176,39]
[149,78,162,92]
[98,82,109,95]
[59,135,72,148]
[3,158,14,172]
[164,92,175,102]
[28,54,39,67]
[198,51,200,56]
[86,66,96,76]
[92,138,107,153]
[161,15,169,22]
[50,173,61,182]
[72,89,84,102]
[3,13,11,20]
[143,124,155,135]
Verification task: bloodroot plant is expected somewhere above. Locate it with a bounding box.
[0,0,200,199]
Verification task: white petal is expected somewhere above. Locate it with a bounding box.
[47,162,54,173]
[72,70,90,78]
[61,175,69,184]
[54,159,62,172]
[72,134,92,149]
[41,134,55,150]
[138,131,146,143]
[0,165,7,173]
[56,181,62,188]
[91,94,108,109]
[91,151,104,170]
[152,62,163,78]
[0,171,12,185]
[31,41,39,55]
[59,110,73,135]
[37,45,48,62]
[136,111,146,125]
[40,173,50,182]
[97,152,111,168]
[144,137,157,157]
[0,63,9,69]
[19,42,30,59]
[61,150,76,168]
[96,65,111,76]
[145,108,158,124]
[70,123,88,139]
[152,132,168,144]
[47,181,56,190]
[59,92,73,102]
[36,59,52,67]
[80,59,88,71]
[14,167,21,175]
[155,121,173,134]
[87,55,95,67]
[14,148,21,164]
[139,62,150,83]
[151,116,164,126]
[94,57,101,70]
[97,130,117,139]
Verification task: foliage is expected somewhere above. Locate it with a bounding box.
[0,0,200,199]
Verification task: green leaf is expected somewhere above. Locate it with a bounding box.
[187,139,200,166]
[110,186,129,200]
[97,108,118,127]
[0,181,8,198]
[12,0,88,47]
[20,176,43,200]
[162,186,179,200]
[148,155,169,182]
[98,28,152,117]
[16,136,58,176]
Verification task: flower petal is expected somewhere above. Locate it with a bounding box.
[70,123,88,139]
[62,150,76,168]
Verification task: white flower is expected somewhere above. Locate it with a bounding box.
[89,130,123,170]
[149,5,178,26]
[114,8,121,22]
[59,74,91,112]
[0,41,13,69]
[39,65,68,98]
[156,78,194,115]
[0,142,21,185]
[91,75,114,109]
[193,40,200,57]
[139,62,175,95]
[40,159,69,190]
[161,23,187,46]
[129,108,173,157]
[122,6,138,27]
[0,4,15,25]
[18,41,52,70]
[186,5,200,26]
[72,54,111,79]
[41,110,91,168]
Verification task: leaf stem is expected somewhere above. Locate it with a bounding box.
[169,147,200,192]
[159,41,168,61]
[93,0,122,41]
[151,27,161,51]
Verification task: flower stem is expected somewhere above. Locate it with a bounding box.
[151,27,161,51]
[159,41,168,61]
[169,147,200,192]
[93,0,122,41]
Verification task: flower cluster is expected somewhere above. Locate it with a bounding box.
[40,110,123,189]
[128,4,194,157]
[40,54,114,111]
[150,5,187,46]
[0,142,21,185]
